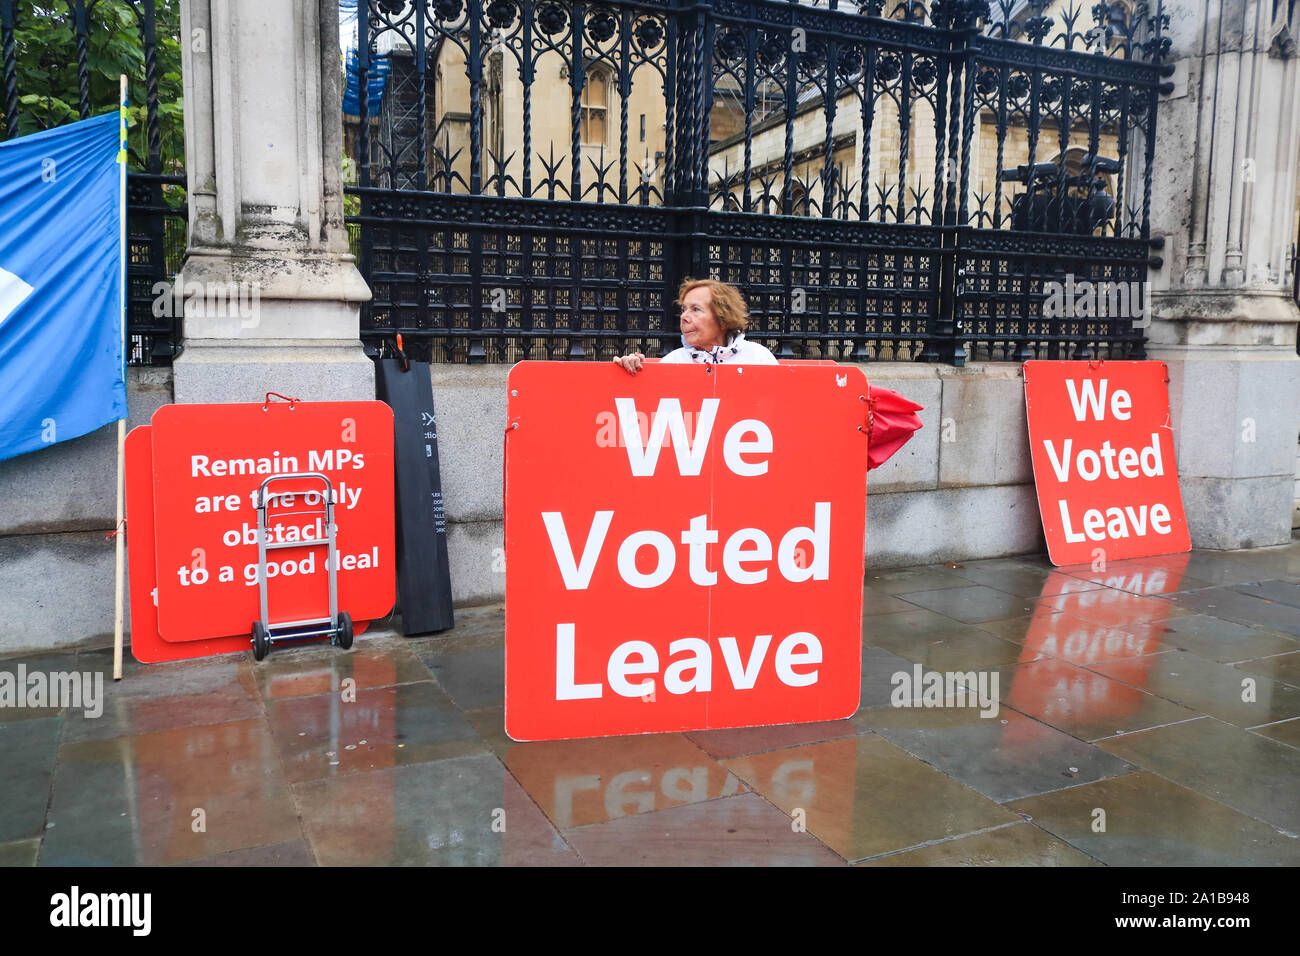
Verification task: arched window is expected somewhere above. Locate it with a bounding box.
[581,67,612,146]
[789,183,808,216]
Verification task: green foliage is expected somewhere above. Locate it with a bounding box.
[8,0,185,173]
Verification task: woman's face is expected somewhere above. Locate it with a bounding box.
[680,286,726,350]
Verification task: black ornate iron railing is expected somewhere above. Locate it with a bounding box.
[0,0,184,366]
[346,0,1171,364]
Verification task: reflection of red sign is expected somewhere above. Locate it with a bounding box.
[1005,554,1189,730]
[1024,361,1190,565]
[504,363,869,741]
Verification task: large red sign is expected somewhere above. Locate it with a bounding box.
[504,362,870,741]
[131,401,394,654]
[1024,361,1190,565]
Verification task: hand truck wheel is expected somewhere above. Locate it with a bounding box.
[336,612,353,650]
[252,621,271,661]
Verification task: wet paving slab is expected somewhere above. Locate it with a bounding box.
[864,566,974,595]
[1097,717,1300,836]
[1056,566,1217,596]
[722,734,1021,862]
[293,753,580,866]
[1089,650,1300,728]
[894,585,1043,625]
[250,641,434,702]
[1032,587,1191,627]
[684,720,858,761]
[2,539,1299,866]
[494,733,748,831]
[1234,580,1300,609]
[1154,615,1299,664]
[1163,586,1300,637]
[865,608,1039,670]
[0,839,40,867]
[1250,717,1300,749]
[561,791,844,866]
[42,719,303,866]
[858,822,1101,867]
[182,839,317,867]
[265,679,486,785]
[979,610,1173,667]
[0,716,60,844]
[1058,552,1283,588]
[946,559,1109,600]
[1008,771,1300,866]
[852,703,1134,802]
[862,587,928,617]
[979,657,1201,743]
[860,645,923,708]
[418,645,506,712]
[61,658,263,744]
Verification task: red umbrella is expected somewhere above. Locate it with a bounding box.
[865,384,924,470]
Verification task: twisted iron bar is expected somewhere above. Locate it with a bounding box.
[70,0,90,120]
[1,0,18,140]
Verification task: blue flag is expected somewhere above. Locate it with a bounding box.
[0,112,126,462]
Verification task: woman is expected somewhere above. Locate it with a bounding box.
[613,278,777,374]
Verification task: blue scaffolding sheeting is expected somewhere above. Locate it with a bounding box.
[343,49,389,117]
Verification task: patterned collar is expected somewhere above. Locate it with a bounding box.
[681,331,745,364]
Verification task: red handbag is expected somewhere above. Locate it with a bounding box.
[865,384,924,470]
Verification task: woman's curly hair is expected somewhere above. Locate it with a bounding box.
[676,278,749,336]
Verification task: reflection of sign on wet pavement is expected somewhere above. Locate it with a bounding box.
[504,363,870,740]
[1025,361,1190,565]
[1006,554,1190,729]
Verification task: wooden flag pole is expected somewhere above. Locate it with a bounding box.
[113,75,128,681]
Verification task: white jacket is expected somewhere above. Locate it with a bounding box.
[660,331,778,366]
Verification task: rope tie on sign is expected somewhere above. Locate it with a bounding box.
[263,392,301,410]
[105,517,126,540]
[858,393,873,438]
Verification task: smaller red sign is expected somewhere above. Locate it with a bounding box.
[148,401,395,645]
[1024,361,1190,565]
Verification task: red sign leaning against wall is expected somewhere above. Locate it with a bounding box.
[504,362,871,741]
[1024,360,1191,566]
[148,401,396,645]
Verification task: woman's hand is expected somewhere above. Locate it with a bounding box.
[613,352,646,375]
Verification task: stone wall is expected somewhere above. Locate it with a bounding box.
[0,368,173,656]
